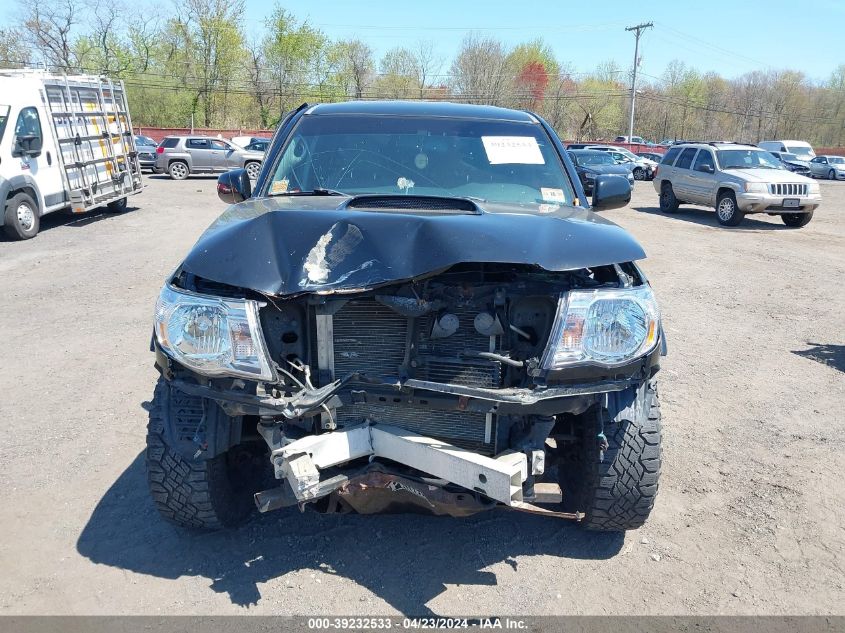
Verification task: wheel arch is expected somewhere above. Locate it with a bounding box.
[155,378,244,461]
[717,183,739,199]
[1,175,43,223]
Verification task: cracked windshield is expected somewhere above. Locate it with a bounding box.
[268,115,575,206]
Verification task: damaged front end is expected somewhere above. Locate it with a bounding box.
[153,258,662,520]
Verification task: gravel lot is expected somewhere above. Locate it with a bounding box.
[0,175,843,616]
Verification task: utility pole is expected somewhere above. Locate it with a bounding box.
[626,21,653,142]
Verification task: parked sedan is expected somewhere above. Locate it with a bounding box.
[769,151,811,177]
[809,155,845,180]
[586,145,657,180]
[637,152,665,164]
[568,150,635,195]
[134,135,158,171]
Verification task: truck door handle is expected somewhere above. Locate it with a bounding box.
[47,151,52,165]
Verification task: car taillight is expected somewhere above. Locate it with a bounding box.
[156,146,164,154]
[652,166,659,177]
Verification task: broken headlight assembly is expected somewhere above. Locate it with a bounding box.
[154,284,274,381]
[541,284,660,369]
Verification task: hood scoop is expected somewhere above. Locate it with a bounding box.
[345,195,481,215]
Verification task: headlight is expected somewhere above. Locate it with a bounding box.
[808,182,820,194]
[743,182,767,193]
[584,172,596,180]
[541,285,660,369]
[154,284,274,380]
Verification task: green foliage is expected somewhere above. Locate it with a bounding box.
[7,0,845,145]
[0,28,29,67]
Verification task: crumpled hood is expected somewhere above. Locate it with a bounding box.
[783,159,810,169]
[179,196,646,296]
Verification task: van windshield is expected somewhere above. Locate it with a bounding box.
[786,145,814,158]
[0,106,9,144]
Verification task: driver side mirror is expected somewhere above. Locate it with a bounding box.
[697,164,715,174]
[591,174,631,211]
[217,169,252,204]
[13,134,42,157]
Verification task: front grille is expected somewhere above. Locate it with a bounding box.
[330,299,501,453]
[769,183,808,196]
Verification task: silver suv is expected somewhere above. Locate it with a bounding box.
[154,136,264,181]
[653,142,821,227]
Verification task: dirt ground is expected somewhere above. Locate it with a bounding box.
[0,175,843,616]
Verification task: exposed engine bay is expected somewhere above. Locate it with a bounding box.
[160,260,657,518]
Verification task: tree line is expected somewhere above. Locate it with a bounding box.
[2,0,844,146]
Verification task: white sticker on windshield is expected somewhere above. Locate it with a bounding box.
[481,136,545,165]
[541,188,566,203]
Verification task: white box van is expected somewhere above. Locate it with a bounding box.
[758,140,816,162]
[0,69,142,240]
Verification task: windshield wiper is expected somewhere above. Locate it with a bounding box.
[271,188,347,197]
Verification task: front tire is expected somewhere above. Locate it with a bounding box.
[782,212,813,228]
[577,381,662,531]
[716,190,744,226]
[145,379,263,530]
[659,182,679,213]
[829,169,837,180]
[633,167,645,181]
[3,192,40,240]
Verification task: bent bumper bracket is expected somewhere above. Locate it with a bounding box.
[265,423,528,507]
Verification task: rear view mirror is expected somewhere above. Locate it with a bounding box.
[591,175,631,211]
[217,169,252,204]
[14,134,42,157]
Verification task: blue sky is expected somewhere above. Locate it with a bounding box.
[242,0,844,83]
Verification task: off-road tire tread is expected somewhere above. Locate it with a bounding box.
[145,380,249,530]
[582,382,662,531]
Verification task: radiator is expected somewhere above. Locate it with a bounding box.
[330,299,500,453]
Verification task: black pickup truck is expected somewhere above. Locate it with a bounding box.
[147,101,664,532]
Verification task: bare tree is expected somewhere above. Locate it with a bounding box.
[19,0,81,70]
[414,40,442,99]
[450,33,513,105]
[336,39,374,99]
